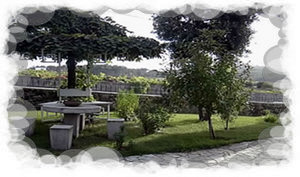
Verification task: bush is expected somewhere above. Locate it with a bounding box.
[114,126,125,150]
[116,90,139,121]
[263,110,279,123]
[137,98,171,135]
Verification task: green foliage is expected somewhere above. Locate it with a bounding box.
[15,8,164,61]
[114,126,126,150]
[137,97,171,135]
[116,90,140,121]
[20,69,164,93]
[263,110,279,123]
[129,76,151,94]
[60,68,105,89]
[80,96,96,102]
[19,69,66,79]
[216,59,252,129]
[14,8,163,89]
[75,67,103,89]
[89,64,164,78]
[126,140,135,149]
[153,9,258,58]
[104,75,164,88]
[154,9,258,138]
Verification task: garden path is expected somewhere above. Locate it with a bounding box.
[122,138,290,168]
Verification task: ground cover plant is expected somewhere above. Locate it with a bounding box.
[263,110,279,123]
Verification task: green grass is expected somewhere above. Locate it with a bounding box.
[20,111,279,156]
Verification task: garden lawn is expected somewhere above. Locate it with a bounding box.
[27,112,278,156]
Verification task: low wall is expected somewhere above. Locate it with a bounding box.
[240,102,287,116]
[16,88,117,110]
[15,76,166,95]
[14,76,287,115]
[14,88,287,116]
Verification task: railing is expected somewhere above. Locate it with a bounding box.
[15,76,284,103]
[15,76,167,95]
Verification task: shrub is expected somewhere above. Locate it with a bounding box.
[116,90,139,121]
[114,126,125,150]
[60,68,105,89]
[127,140,135,149]
[263,110,279,123]
[19,69,62,79]
[137,98,171,135]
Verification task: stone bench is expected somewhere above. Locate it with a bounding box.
[9,117,36,136]
[107,118,124,140]
[50,125,73,150]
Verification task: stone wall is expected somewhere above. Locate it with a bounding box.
[14,76,287,115]
[250,92,283,102]
[240,102,287,116]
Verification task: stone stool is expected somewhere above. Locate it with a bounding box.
[50,125,73,150]
[24,117,36,136]
[9,117,36,137]
[107,118,124,140]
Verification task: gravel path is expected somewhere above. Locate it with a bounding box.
[122,138,291,168]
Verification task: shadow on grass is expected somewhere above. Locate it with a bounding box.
[166,118,201,127]
[28,118,277,156]
[120,122,276,156]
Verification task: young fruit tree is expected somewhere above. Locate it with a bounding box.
[215,57,252,130]
[153,8,258,139]
[13,8,164,88]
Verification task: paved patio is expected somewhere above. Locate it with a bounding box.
[123,138,290,168]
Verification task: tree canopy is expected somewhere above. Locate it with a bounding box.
[14,8,164,88]
[153,9,258,58]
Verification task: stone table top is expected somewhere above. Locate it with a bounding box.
[40,101,113,106]
[42,103,101,114]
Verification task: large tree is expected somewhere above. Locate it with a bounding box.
[14,8,164,88]
[153,9,257,58]
[153,9,258,139]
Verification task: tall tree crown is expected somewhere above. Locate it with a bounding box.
[14,8,164,62]
[153,9,258,58]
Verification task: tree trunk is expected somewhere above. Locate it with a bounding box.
[66,58,77,88]
[225,119,229,130]
[206,109,216,139]
[198,106,204,121]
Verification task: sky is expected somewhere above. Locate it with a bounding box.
[27,9,280,71]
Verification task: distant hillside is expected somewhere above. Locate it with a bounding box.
[32,64,285,82]
[41,65,165,78]
[249,66,286,83]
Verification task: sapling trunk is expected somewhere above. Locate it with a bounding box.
[198,106,204,121]
[206,109,216,139]
[225,119,229,130]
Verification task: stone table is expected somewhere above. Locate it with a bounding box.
[39,101,113,121]
[42,102,101,138]
[81,101,113,119]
